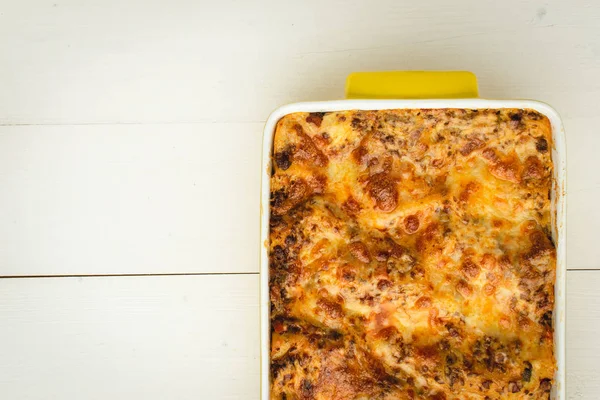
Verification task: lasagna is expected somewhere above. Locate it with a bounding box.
[269,109,556,399]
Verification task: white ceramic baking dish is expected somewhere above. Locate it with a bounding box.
[259,73,566,399]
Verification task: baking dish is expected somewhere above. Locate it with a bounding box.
[260,71,566,399]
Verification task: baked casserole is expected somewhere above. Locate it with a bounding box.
[268,109,556,399]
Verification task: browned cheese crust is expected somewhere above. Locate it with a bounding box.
[269,109,556,400]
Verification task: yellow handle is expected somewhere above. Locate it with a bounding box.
[345,71,478,99]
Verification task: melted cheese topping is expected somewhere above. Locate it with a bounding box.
[269,109,555,400]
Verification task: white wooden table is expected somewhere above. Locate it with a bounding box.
[0,0,598,398]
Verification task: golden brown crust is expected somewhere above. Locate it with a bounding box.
[269,109,556,399]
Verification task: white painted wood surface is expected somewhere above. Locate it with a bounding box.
[0,275,260,399]
[0,119,597,275]
[0,123,262,275]
[567,272,600,399]
[1,0,599,125]
[0,0,598,398]
[0,272,596,399]
[0,0,598,274]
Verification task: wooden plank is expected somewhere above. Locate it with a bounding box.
[0,274,260,400]
[0,123,262,275]
[0,271,596,399]
[567,271,600,398]
[564,117,600,270]
[0,0,598,125]
[0,118,597,275]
